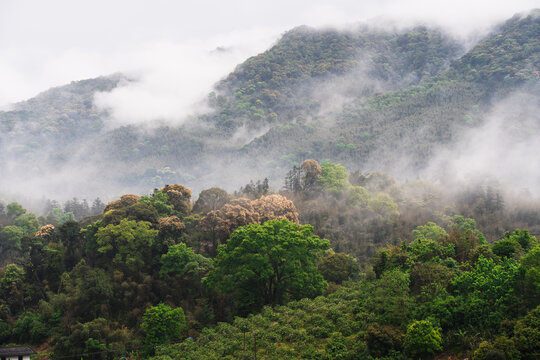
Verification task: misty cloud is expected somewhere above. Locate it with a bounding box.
[425,88,540,195]
[93,35,276,126]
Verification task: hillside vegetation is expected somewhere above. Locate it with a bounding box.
[0,161,539,359]
[0,11,538,196]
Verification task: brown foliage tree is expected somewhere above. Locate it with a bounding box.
[300,159,322,192]
[253,194,299,224]
[35,224,55,239]
[200,195,299,251]
[104,194,140,213]
[161,184,192,216]
[158,216,186,238]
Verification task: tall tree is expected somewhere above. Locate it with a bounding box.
[204,219,329,315]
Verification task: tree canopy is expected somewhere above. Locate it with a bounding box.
[204,219,329,314]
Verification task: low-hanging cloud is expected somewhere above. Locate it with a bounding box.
[424,87,540,195]
[93,31,278,126]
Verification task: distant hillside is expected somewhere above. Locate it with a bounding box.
[210,25,464,132]
[234,10,540,173]
[0,11,538,199]
[0,75,124,165]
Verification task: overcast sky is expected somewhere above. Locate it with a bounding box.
[0,0,537,111]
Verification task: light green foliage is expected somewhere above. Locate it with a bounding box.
[204,219,329,314]
[346,185,369,207]
[6,202,25,218]
[141,303,186,350]
[473,341,499,360]
[140,190,174,217]
[408,222,454,262]
[0,263,25,291]
[95,219,157,272]
[0,225,24,250]
[153,283,371,359]
[412,222,449,244]
[160,243,212,278]
[493,229,537,260]
[404,320,442,358]
[506,229,537,252]
[318,162,350,193]
[452,256,520,329]
[473,337,520,360]
[367,192,399,219]
[13,213,40,234]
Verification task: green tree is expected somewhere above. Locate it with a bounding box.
[448,215,486,262]
[6,202,25,219]
[0,225,24,251]
[365,269,412,325]
[404,320,442,358]
[140,190,174,217]
[141,303,186,353]
[0,264,25,313]
[160,243,212,278]
[412,222,449,244]
[452,256,519,329]
[95,219,157,273]
[367,193,399,219]
[13,213,40,235]
[505,229,537,252]
[519,245,540,307]
[492,238,523,259]
[318,162,350,193]
[12,312,48,343]
[317,252,360,284]
[204,219,329,314]
[513,305,540,358]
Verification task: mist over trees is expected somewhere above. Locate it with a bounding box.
[0,10,538,201]
[0,7,539,360]
[1,157,539,358]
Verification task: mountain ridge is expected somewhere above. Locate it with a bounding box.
[0,10,538,199]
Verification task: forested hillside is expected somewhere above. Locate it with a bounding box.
[1,11,538,199]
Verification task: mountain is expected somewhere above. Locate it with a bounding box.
[0,10,538,199]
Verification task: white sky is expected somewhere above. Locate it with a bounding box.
[0,0,537,110]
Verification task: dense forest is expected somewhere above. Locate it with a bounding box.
[1,8,539,360]
[1,160,539,359]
